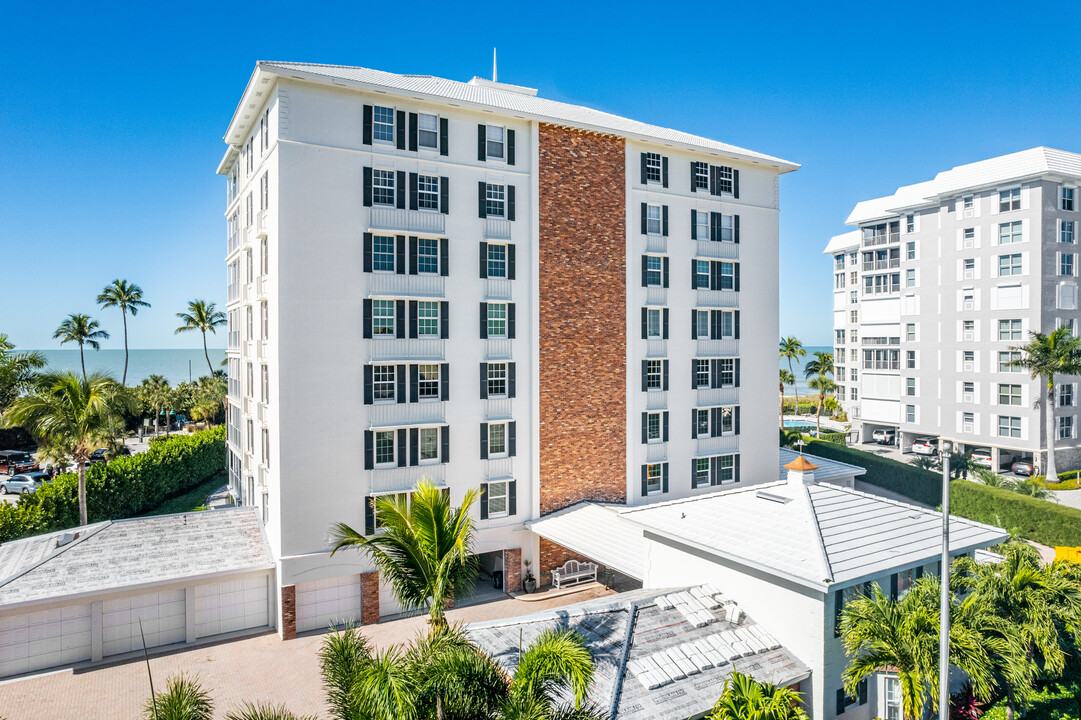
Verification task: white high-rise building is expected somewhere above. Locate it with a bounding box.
[218,62,796,638]
[826,147,1081,472]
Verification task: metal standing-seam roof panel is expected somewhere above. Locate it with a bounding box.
[528,502,644,580]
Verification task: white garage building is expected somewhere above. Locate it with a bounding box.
[0,507,275,678]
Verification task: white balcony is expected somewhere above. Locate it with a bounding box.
[256,210,269,238]
[696,387,739,406]
[257,465,267,488]
[485,457,514,481]
[485,339,513,361]
[696,339,739,357]
[227,231,240,255]
[645,288,667,306]
[696,240,739,260]
[371,464,446,494]
[646,391,667,410]
[484,218,512,240]
[228,331,241,351]
[368,401,446,428]
[696,435,739,455]
[645,235,667,254]
[256,275,267,297]
[243,283,254,301]
[485,278,513,300]
[368,338,445,362]
[486,398,513,420]
[369,273,445,298]
[257,403,266,424]
[227,283,240,303]
[695,290,740,309]
[370,207,446,235]
[257,340,268,360]
[645,340,666,358]
[646,443,667,461]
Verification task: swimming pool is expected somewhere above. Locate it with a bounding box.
[782,420,816,431]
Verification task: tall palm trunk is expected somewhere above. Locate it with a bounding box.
[788,358,799,414]
[77,461,87,526]
[1006,687,1017,720]
[201,331,213,376]
[120,309,129,386]
[1045,378,1057,480]
[79,340,87,382]
[816,393,824,435]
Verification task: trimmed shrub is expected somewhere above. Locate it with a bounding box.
[0,426,225,542]
[802,440,941,506]
[1034,470,1081,491]
[949,480,1081,548]
[819,432,847,445]
[781,399,819,415]
[0,427,35,450]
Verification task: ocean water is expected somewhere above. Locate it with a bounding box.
[30,349,227,386]
[780,345,832,394]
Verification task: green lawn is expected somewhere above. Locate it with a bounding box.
[140,472,227,517]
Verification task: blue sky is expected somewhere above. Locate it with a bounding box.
[1,1,1079,350]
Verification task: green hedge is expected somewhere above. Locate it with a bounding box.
[781,400,819,414]
[0,427,35,450]
[802,440,942,506]
[949,480,1081,548]
[0,426,226,542]
[818,432,847,445]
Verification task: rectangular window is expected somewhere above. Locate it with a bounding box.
[1060,384,1074,407]
[850,290,858,303]
[646,308,662,338]
[720,311,735,338]
[419,427,440,462]
[373,235,395,272]
[720,406,735,435]
[884,676,902,720]
[999,319,1022,341]
[717,454,735,483]
[262,429,269,467]
[645,464,663,494]
[696,409,710,436]
[646,204,662,235]
[906,378,916,396]
[998,253,1022,276]
[998,415,1021,438]
[487,244,508,278]
[489,423,507,455]
[486,125,505,159]
[906,323,916,342]
[644,152,662,183]
[487,480,508,516]
[906,351,916,369]
[999,351,1022,372]
[418,175,440,210]
[1062,187,1075,211]
[695,311,709,339]
[487,363,507,396]
[851,387,858,401]
[261,364,269,403]
[998,384,1022,406]
[417,238,439,274]
[372,169,396,205]
[646,360,663,390]
[696,260,710,289]
[850,310,858,323]
[418,113,439,149]
[487,303,508,337]
[905,269,916,287]
[963,381,975,395]
[694,458,710,488]
[906,214,915,233]
[372,106,395,142]
[418,302,440,337]
[906,405,916,423]
[1059,416,1074,440]
[372,300,395,336]
[646,256,663,286]
[906,241,915,260]
[963,412,975,431]
[373,365,396,402]
[716,166,734,194]
[718,359,736,386]
[260,238,269,276]
[375,430,395,464]
[646,413,662,442]
[720,214,735,242]
[999,221,1022,245]
[999,187,1020,212]
[418,364,440,399]
[485,184,506,217]
[693,162,709,190]
[1061,253,1075,277]
[696,211,710,241]
[1062,220,1076,244]
[719,262,735,290]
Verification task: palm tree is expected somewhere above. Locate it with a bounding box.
[707,671,808,720]
[54,313,109,381]
[779,338,805,415]
[1009,326,1081,482]
[804,351,835,436]
[503,629,598,716]
[822,395,841,421]
[330,479,480,630]
[144,674,214,720]
[97,280,150,386]
[138,375,172,436]
[175,300,226,376]
[224,704,316,720]
[0,334,45,411]
[3,371,132,526]
[779,369,794,428]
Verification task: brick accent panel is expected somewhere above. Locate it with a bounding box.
[279,584,296,640]
[503,547,522,592]
[538,124,627,515]
[360,571,380,625]
[538,537,608,588]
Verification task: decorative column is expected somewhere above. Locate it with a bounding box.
[360,572,380,624]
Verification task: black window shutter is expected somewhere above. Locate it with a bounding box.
[663,257,670,288]
[711,456,720,486]
[735,264,741,292]
[735,311,741,339]
[711,359,721,389]
[478,181,487,218]
[733,169,740,199]
[439,117,449,156]
[711,261,721,291]
[711,212,721,242]
[508,363,516,398]
[477,124,486,161]
[711,407,722,437]
[409,236,419,275]
[396,171,406,209]
[396,365,406,404]
[363,167,373,207]
[711,310,721,340]
[662,205,669,237]
[690,210,698,240]
[691,259,698,290]
[480,302,489,339]
[662,360,669,391]
[691,408,698,438]
[889,573,899,601]
[691,310,700,339]
[409,172,419,210]
[641,203,647,235]
[858,679,868,706]
[362,105,373,145]
[479,242,488,279]
[440,302,449,339]
[363,365,373,405]
[408,113,418,151]
[734,215,740,244]
[508,481,517,515]
[480,483,489,519]
[641,256,648,287]
[735,406,741,435]
[735,359,741,387]
[410,428,419,466]
[733,454,741,483]
[508,304,516,339]
[507,185,516,221]
[441,425,450,463]
[396,110,406,150]
[439,238,449,276]
[640,153,648,184]
[440,364,449,401]
[836,690,846,716]
[410,365,419,403]
[690,161,697,192]
[507,129,516,165]
[396,235,406,275]
[691,360,697,390]
[640,307,648,340]
[364,430,374,470]
[641,465,648,496]
[508,421,517,456]
[641,412,648,443]
[663,411,669,441]
[508,245,516,279]
[440,177,449,214]
[662,463,669,493]
[479,362,488,399]
[408,301,418,338]
[363,299,373,339]
[663,308,669,339]
[363,232,373,273]
[662,156,669,188]
[480,422,489,459]
[834,590,844,637]
[364,496,375,535]
[395,299,406,338]
[641,360,648,392]
[710,165,720,196]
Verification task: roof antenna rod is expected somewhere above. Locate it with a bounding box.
[492,48,497,82]
[140,617,160,720]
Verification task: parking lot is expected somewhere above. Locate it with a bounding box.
[0,437,151,506]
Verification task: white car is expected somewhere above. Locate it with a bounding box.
[872,429,896,445]
[970,448,994,469]
[911,437,938,455]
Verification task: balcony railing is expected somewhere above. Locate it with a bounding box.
[227,283,239,302]
[255,210,269,238]
[696,339,739,357]
[228,330,240,350]
[256,275,267,297]
[696,435,739,456]
[370,207,446,235]
[646,443,667,462]
[696,240,739,260]
[646,340,667,358]
[368,339,446,362]
[371,464,446,495]
[646,391,667,411]
[485,278,513,301]
[486,398,513,421]
[862,232,900,248]
[368,401,446,428]
[863,259,899,271]
[370,273,445,298]
[695,289,740,309]
[862,337,901,346]
[696,387,739,407]
[646,235,667,254]
[485,339,513,361]
[485,457,514,481]
[645,287,667,306]
[484,218,512,240]
[228,231,240,255]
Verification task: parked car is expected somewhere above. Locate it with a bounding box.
[911,437,938,455]
[87,446,132,464]
[970,448,994,469]
[872,429,896,445]
[0,450,39,476]
[1011,459,1037,476]
[0,472,49,495]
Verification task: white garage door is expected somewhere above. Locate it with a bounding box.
[296,575,362,633]
[194,574,269,639]
[379,579,403,619]
[102,590,186,657]
[0,603,92,677]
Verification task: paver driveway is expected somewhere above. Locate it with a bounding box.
[0,586,614,720]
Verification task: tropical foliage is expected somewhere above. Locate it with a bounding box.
[949,480,1081,549]
[97,279,150,386]
[779,337,805,414]
[175,300,227,375]
[803,351,835,435]
[144,673,214,720]
[53,313,109,380]
[0,334,45,411]
[138,374,174,436]
[706,671,808,720]
[778,368,794,428]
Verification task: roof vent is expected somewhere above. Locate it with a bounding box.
[756,491,792,504]
[55,532,77,548]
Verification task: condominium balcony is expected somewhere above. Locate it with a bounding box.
[368,401,446,429]
[368,338,446,362]
[227,231,240,256]
[695,339,739,357]
[696,240,739,260]
[227,283,240,303]
[485,397,513,421]
[645,340,666,358]
[646,442,667,462]
[696,387,739,407]
[256,402,266,424]
[646,235,667,254]
[256,210,269,239]
[370,273,446,298]
[862,259,899,271]
[484,218,512,240]
[645,391,667,411]
[370,207,446,235]
[862,232,900,248]
[485,339,513,361]
[485,457,514,481]
[645,287,667,306]
[696,435,739,456]
[227,330,241,350]
[371,464,446,495]
[485,278,513,301]
[695,289,740,309]
[256,275,268,297]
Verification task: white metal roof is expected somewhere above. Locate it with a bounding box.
[822,229,861,255]
[222,61,799,173]
[778,448,865,483]
[528,502,644,580]
[0,508,275,609]
[845,147,1081,225]
[620,476,1007,590]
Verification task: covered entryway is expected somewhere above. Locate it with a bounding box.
[296,574,362,633]
[0,602,92,677]
[529,502,644,590]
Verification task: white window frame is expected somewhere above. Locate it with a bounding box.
[998,221,1023,245]
[373,365,396,403]
[485,183,506,218]
[417,364,441,400]
[488,422,508,457]
[646,308,662,339]
[1060,252,1075,277]
[645,464,663,495]
[372,300,395,337]
[998,253,1022,277]
[487,243,508,278]
[646,412,663,443]
[417,237,439,274]
[999,187,1021,212]
[646,360,663,391]
[644,152,662,183]
[372,169,396,206]
[487,480,509,517]
[998,415,1022,439]
[373,235,396,272]
[695,211,710,241]
[418,113,439,150]
[645,204,662,235]
[485,125,505,160]
[418,301,440,338]
[1059,415,1075,440]
[374,429,396,466]
[646,255,664,287]
[417,175,440,211]
[372,105,395,143]
[419,426,441,463]
[1062,186,1076,212]
[487,303,508,337]
[487,363,508,397]
[1062,220,1076,245]
[998,383,1022,406]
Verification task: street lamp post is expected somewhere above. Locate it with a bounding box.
[939,440,953,719]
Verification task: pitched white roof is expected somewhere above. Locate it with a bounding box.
[620,477,1007,590]
[528,502,644,580]
[822,229,861,255]
[224,62,799,172]
[846,147,1081,225]
[778,448,865,483]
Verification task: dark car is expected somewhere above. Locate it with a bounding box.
[1011,459,1037,476]
[0,450,38,476]
[88,446,132,464]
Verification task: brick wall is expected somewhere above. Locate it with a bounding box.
[538,537,609,588]
[538,124,627,515]
[360,571,380,624]
[279,584,296,640]
[503,547,522,592]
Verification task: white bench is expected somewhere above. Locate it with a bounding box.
[551,559,598,588]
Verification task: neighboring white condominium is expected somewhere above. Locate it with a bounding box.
[217,61,796,638]
[826,147,1081,473]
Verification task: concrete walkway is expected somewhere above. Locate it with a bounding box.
[1052,487,1081,511]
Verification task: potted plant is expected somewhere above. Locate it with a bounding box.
[522,560,537,594]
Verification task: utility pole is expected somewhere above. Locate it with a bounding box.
[939,440,953,719]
